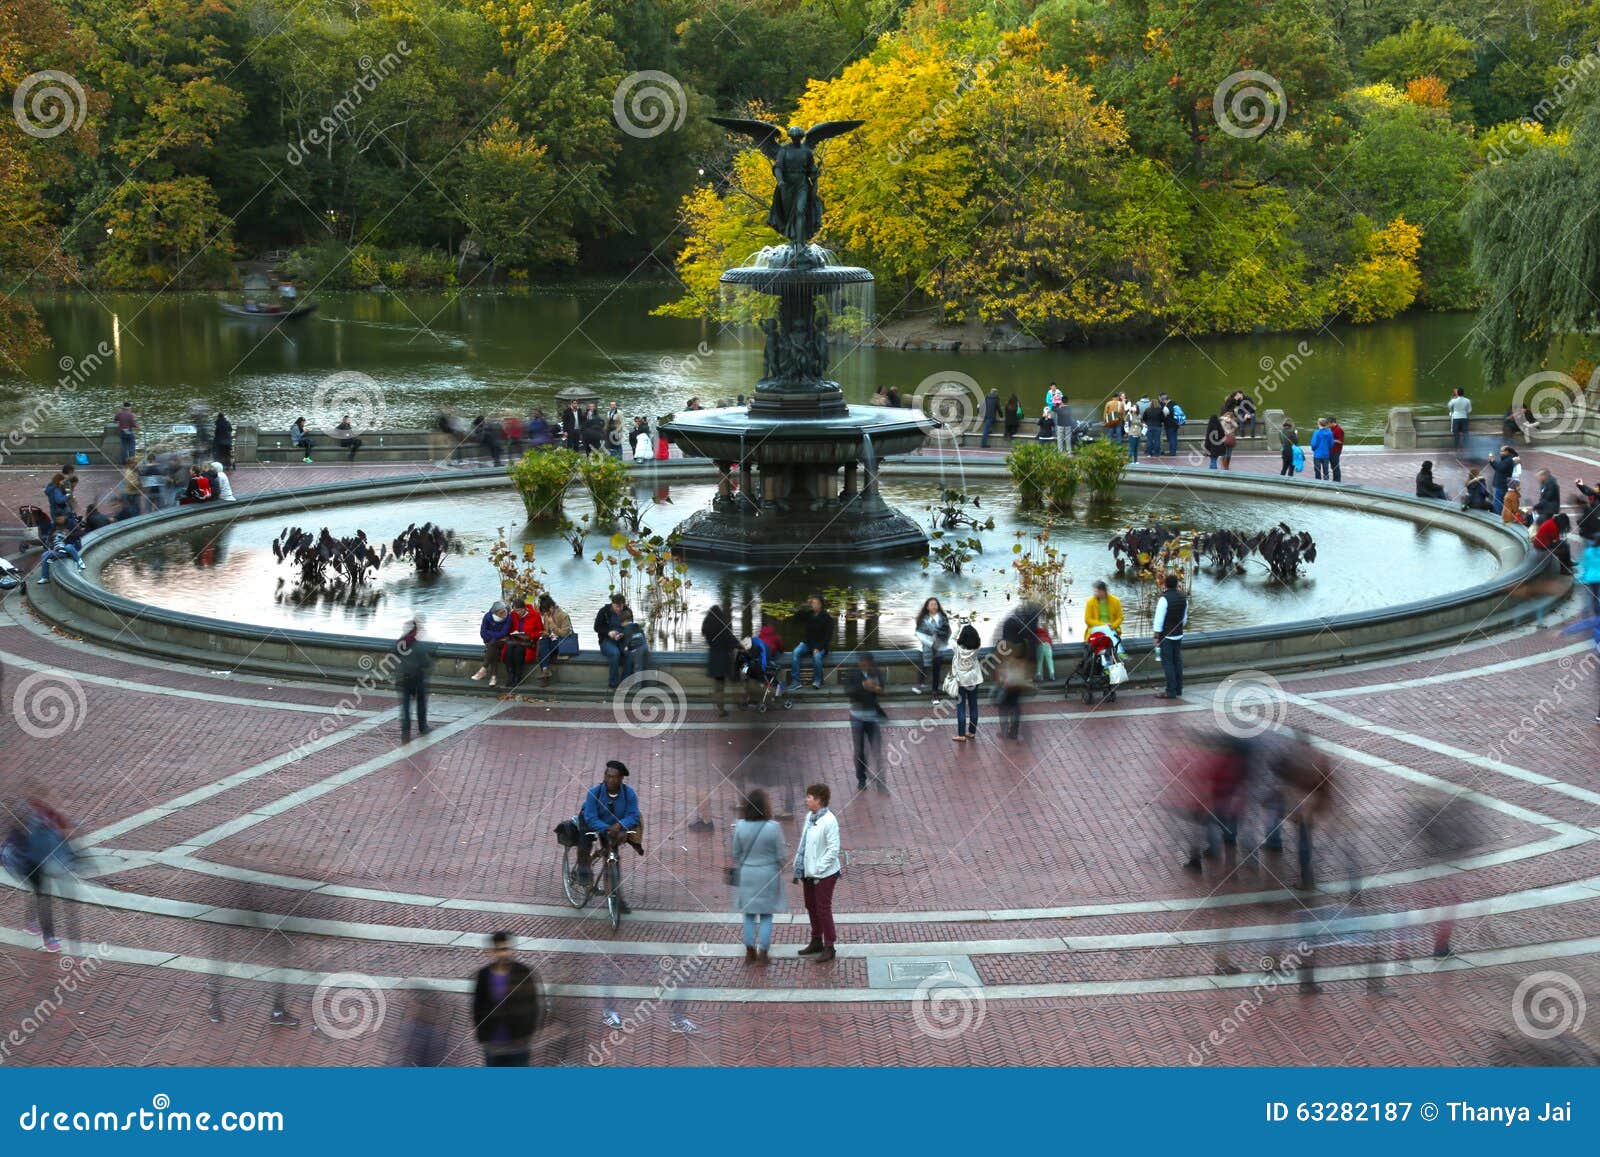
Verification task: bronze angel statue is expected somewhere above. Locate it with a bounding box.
[708,118,864,247]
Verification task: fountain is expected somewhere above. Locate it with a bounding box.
[658,117,934,564]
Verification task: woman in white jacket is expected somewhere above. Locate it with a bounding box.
[791,783,841,962]
[949,622,983,742]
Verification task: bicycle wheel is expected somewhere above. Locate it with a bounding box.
[561,844,588,908]
[605,854,623,930]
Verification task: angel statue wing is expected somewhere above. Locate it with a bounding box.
[802,120,865,148]
[707,117,785,159]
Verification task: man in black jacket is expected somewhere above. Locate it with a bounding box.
[979,389,1000,447]
[1532,469,1562,525]
[786,596,836,690]
[1489,446,1517,514]
[561,400,581,451]
[471,931,542,1066]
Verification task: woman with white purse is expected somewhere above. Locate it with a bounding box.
[947,623,984,742]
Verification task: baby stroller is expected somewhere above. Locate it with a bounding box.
[1067,626,1124,704]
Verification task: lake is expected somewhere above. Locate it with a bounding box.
[8,288,1502,440]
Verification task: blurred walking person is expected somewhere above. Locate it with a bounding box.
[792,784,841,962]
[1262,729,1348,891]
[394,619,432,743]
[730,789,788,965]
[472,931,542,1066]
[702,603,738,718]
[2,788,77,953]
[845,653,888,793]
[397,987,452,1066]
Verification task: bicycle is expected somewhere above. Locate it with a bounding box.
[561,832,628,930]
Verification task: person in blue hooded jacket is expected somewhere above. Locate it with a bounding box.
[1309,418,1335,481]
[1560,614,1600,724]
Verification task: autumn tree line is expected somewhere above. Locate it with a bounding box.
[5,0,1600,374]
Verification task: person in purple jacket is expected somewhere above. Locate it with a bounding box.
[472,599,512,687]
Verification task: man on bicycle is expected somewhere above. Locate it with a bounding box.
[574,760,642,900]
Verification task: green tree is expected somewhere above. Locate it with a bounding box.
[1360,21,1475,87]
[1463,75,1600,382]
[456,118,577,273]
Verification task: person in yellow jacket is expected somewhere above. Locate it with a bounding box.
[1084,580,1123,634]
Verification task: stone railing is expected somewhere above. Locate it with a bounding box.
[1384,405,1600,450]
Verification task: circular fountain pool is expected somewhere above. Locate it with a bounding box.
[94,469,1503,650]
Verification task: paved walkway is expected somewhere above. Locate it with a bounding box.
[0,448,1596,1066]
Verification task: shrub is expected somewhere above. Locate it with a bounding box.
[508,448,577,521]
[577,450,631,524]
[1006,442,1057,508]
[1042,457,1079,511]
[1076,438,1129,501]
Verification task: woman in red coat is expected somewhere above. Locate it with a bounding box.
[502,596,544,687]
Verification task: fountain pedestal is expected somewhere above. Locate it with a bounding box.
[659,243,933,564]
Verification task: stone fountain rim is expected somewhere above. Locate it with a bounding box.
[35,459,1549,684]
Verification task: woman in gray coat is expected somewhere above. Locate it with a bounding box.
[731,789,789,964]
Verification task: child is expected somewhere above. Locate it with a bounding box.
[1033,619,1055,683]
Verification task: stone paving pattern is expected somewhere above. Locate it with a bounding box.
[0,444,1597,1066]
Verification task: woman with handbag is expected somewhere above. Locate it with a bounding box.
[730,789,788,965]
[533,593,576,680]
[949,623,983,742]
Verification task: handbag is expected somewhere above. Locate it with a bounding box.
[941,671,960,697]
[556,632,579,657]
[725,822,759,887]
[1106,660,1129,685]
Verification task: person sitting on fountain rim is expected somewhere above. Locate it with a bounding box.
[534,594,575,678]
[594,592,630,689]
[335,415,363,461]
[473,600,512,687]
[572,760,643,897]
[1415,460,1447,501]
[502,596,542,688]
[619,609,649,678]
[787,595,836,690]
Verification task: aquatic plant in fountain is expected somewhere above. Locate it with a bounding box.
[391,523,458,575]
[508,447,578,521]
[272,527,386,588]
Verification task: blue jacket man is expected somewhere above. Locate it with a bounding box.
[575,760,642,894]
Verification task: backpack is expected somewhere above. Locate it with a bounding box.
[1172,403,1187,426]
[1291,444,1305,473]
